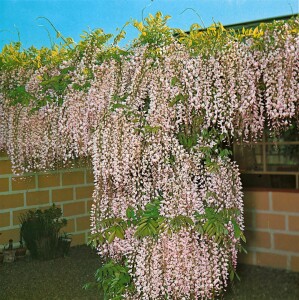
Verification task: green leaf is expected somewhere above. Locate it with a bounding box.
[240,232,246,243]
[169,93,187,107]
[126,206,135,219]
[148,222,157,234]
[107,231,116,244]
[194,223,204,234]
[72,82,91,91]
[134,222,147,238]
[143,125,161,134]
[90,259,134,298]
[7,85,35,106]
[135,215,159,238]
[229,269,235,281]
[170,76,180,86]
[230,267,240,282]
[240,245,248,254]
[183,216,194,226]
[110,103,128,111]
[115,226,125,239]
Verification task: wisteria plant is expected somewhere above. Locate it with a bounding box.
[0,12,298,299]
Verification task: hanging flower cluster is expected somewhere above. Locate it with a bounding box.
[0,13,298,299]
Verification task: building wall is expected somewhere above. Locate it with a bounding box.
[1,152,299,272]
[239,190,299,272]
[0,151,94,247]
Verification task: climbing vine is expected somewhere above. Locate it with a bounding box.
[0,12,298,299]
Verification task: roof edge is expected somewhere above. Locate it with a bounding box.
[183,13,298,34]
[223,13,298,30]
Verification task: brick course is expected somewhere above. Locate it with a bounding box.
[291,256,299,272]
[245,230,271,249]
[289,216,299,231]
[52,188,74,202]
[64,218,75,233]
[38,173,60,188]
[243,210,254,228]
[256,252,287,269]
[274,233,299,253]
[11,176,36,191]
[76,186,93,200]
[0,212,10,227]
[272,192,299,213]
[255,212,285,230]
[244,191,269,210]
[63,201,85,217]
[240,190,299,272]
[0,178,9,192]
[26,190,49,206]
[0,160,12,175]
[62,171,85,186]
[76,215,91,231]
[0,193,24,210]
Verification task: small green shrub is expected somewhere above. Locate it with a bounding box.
[84,259,134,300]
[19,204,67,260]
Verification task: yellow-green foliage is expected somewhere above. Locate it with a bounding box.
[0,12,298,108]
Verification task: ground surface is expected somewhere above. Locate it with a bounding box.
[0,245,298,300]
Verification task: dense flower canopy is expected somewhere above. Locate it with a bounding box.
[0,13,298,299]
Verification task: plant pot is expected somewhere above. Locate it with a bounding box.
[36,236,58,260]
[0,252,4,264]
[58,237,72,257]
[15,247,27,260]
[3,250,15,263]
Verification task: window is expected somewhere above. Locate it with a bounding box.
[234,127,299,190]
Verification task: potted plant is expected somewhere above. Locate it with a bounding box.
[58,232,72,257]
[15,240,27,260]
[3,239,16,263]
[19,204,67,260]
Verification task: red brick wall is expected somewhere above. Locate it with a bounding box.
[0,151,94,247]
[239,191,299,272]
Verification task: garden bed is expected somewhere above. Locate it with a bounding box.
[0,245,298,299]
